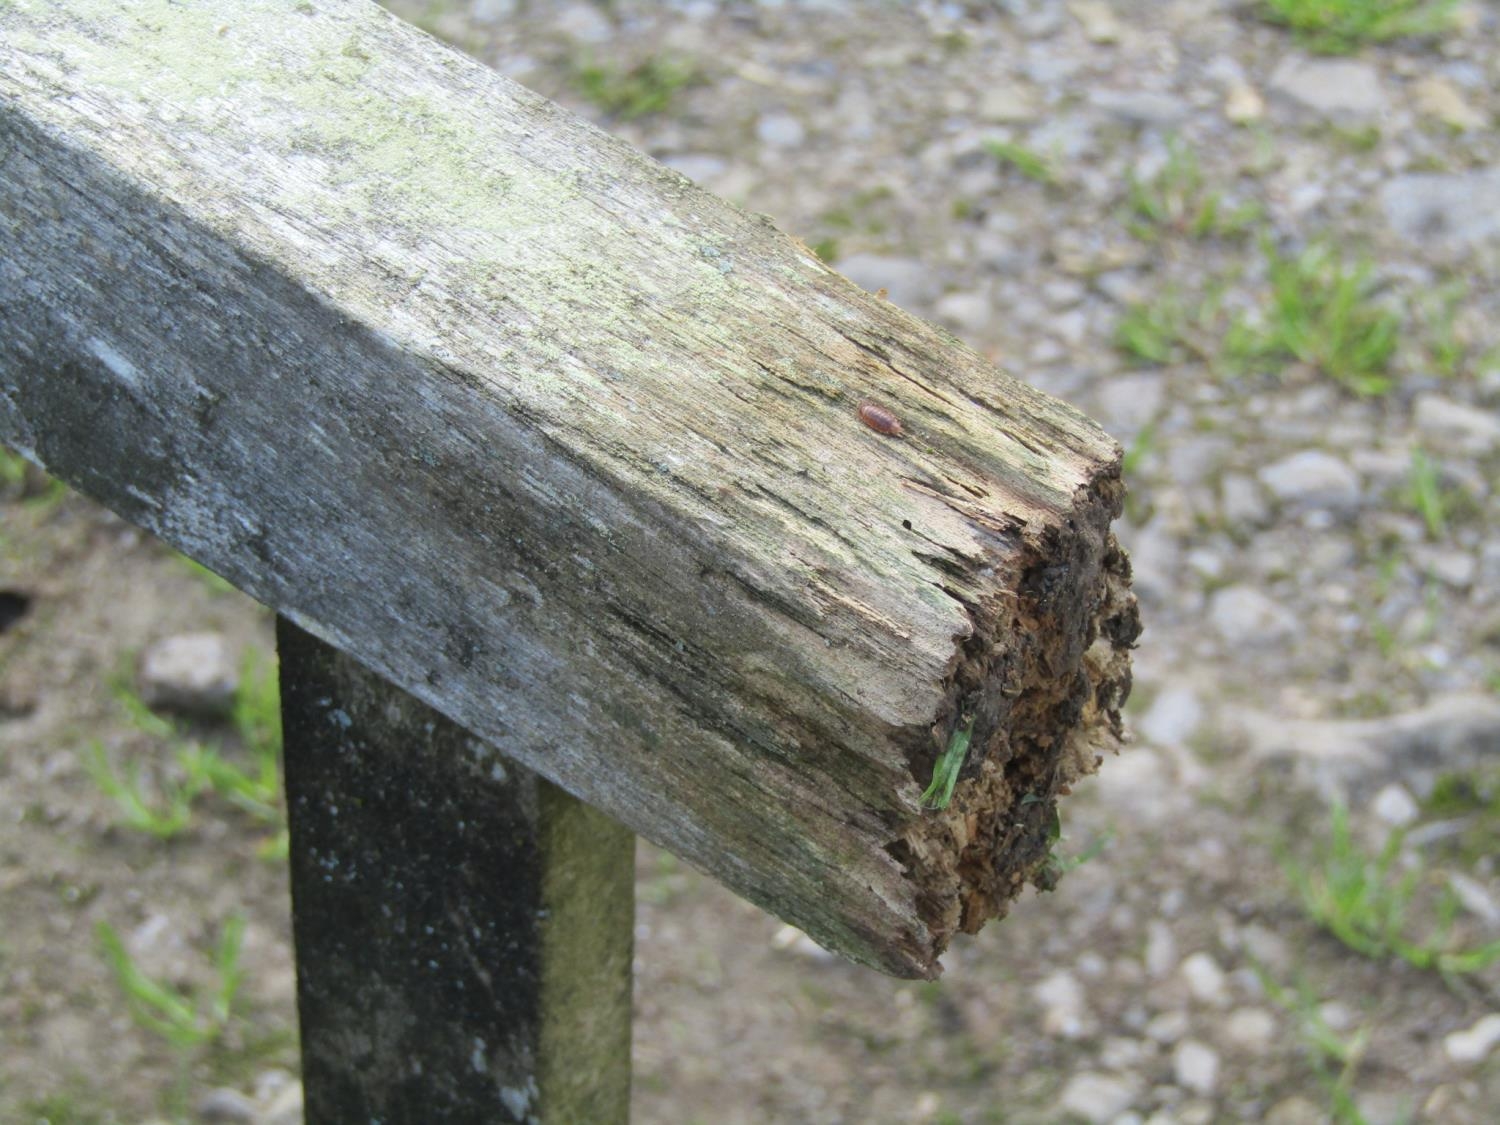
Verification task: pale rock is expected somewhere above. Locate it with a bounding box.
[1034,969,1090,1038]
[138,631,238,717]
[553,3,612,43]
[1058,1073,1142,1124]
[258,1080,304,1125]
[1209,586,1297,647]
[978,85,1041,123]
[1267,1096,1326,1125]
[1219,473,1270,528]
[1145,919,1178,978]
[932,290,993,334]
[1139,688,1204,747]
[196,1087,256,1123]
[1100,1036,1150,1069]
[1096,372,1165,433]
[1145,1008,1190,1044]
[1412,76,1486,131]
[756,112,806,148]
[1270,57,1386,120]
[1173,1039,1220,1096]
[1381,168,1500,250]
[1448,873,1500,926]
[1416,547,1475,590]
[1068,0,1122,43]
[661,153,727,185]
[1224,1007,1277,1054]
[1413,394,1500,455]
[770,923,836,962]
[1179,952,1228,1006]
[1224,81,1266,123]
[1258,450,1361,512]
[834,254,938,310]
[1089,88,1187,126]
[1443,1014,1500,1064]
[1371,782,1419,827]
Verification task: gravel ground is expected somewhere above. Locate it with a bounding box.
[4,1,1500,1122]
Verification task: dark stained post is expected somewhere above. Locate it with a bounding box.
[277,617,634,1123]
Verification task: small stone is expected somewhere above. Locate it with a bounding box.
[258,1081,304,1125]
[1381,168,1500,250]
[1034,969,1090,1038]
[978,85,1040,123]
[1180,952,1228,1006]
[770,923,835,962]
[1220,474,1270,529]
[1414,394,1500,455]
[1173,1039,1220,1096]
[196,1087,256,1123]
[1068,0,1121,43]
[1096,373,1165,433]
[553,3,612,43]
[1449,873,1500,926]
[1258,450,1361,512]
[1416,546,1476,589]
[1145,1008,1190,1044]
[1371,782,1419,827]
[834,253,938,310]
[1058,1073,1142,1124]
[1270,57,1386,120]
[1411,76,1486,131]
[1267,1095,1327,1125]
[1224,80,1265,123]
[1089,89,1186,126]
[1145,920,1178,978]
[1224,1007,1277,1054]
[1139,688,1204,748]
[756,112,806,148]
[138,632,238,717]
[1443,1014,1500,1064]
[661,153,727,185]
[932,290,992,334]
[1209,586,1297,647]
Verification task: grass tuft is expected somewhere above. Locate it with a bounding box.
[983,139,1057,185]
[1260,0,1459,54]
[571,53,698,120]
[1126,137,1261,240]
[1283,803,1500,976]
[1227,238,1400,395]
[96,914,246,1050]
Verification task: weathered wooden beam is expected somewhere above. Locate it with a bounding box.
[278,617,632,1123]
[0,0,1138,977]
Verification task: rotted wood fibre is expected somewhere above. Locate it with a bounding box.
[0,0,1139,977]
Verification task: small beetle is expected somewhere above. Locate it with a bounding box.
[857,401,903,437]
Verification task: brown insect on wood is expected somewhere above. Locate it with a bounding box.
[857,401,904,437]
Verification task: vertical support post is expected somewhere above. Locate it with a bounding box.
[277,618,634,1123]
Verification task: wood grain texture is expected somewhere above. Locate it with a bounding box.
[0,0,1138,977]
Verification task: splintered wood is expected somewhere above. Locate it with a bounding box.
[0,0,1137,977]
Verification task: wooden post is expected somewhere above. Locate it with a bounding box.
[0,0,1138,977]
[278,618,633,1123]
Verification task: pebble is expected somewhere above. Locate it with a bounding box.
[932,289,993,334]
[756,112,806,148]
[1144,920,1178,979]
[1371,782,1419,827]
[770,923,836,962]
[1219,474,1270,529]
[1172,1039,1220,1096]
[1380,168,1500,250]
[196,1087,257,1123]
[1208,586,1298,647]
[978,85,1041,123]
[1138,687,1204,747]
[1413,394,1500,455]
[1145,1009,1190,1044]
[834,253,938,310]
[138,631,238,717]
[1034,969,1090,1038]
[1411,76,1486,130]
[1269,57,1387,120]
[1442,1014,1500,1064]
[1179,952,1228,1007]
[1223,1007,1277,1055]
[1223,81,1265,123]
[1257,450,1362,512]
[1089,88,1187,127]
[1058,1072,1141,1124]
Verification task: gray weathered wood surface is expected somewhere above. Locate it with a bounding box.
[0,0,1137,977]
